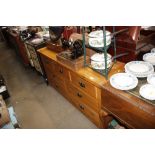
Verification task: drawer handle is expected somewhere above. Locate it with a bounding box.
[59,69,63,74]
[77,92,82,98]
[79,104,84,110]
[79,82,85,88]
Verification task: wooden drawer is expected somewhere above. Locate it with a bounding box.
[102,88,155,128]
[67,83,99,111]
[55,63,70,80]
[70,72,98,99]
[76,102,100,127]
[53,77,67,96]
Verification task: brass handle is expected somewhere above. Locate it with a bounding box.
[59,69,63,74]
[77,92,82,98]
[79,104,84,110]
[79,82,85,88]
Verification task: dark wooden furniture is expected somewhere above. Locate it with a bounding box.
[38,47,124,128]
[101,82,155,129]
[6,30,29,66]
[107,26,155,63]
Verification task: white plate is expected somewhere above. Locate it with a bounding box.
[125,61,154,78]
[110,73,138,90]
[151,48,155,53]
[143,53,155,65]
[88,30,111,38]
[147,73,155,86]
[139,84,155,100]
[31,38,43,44]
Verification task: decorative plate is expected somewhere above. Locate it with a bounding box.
[143,53,155,65]
[147,73,155,86]
[125,61,154,78]
[139,84,155,100]
[151,48,155,53]
[88,30,111,38]
[110,73,138,90]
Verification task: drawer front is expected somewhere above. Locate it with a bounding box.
[76,102,100,127]
[67,83,99,111]
[70,72,98,99]
[102,89,155,128]
[55,63,70,80]
[53,77,67,96]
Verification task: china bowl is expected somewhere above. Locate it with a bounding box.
[90,53,112,70]
[88,30,111,48]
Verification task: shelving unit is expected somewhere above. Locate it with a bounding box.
[82,26,128,79]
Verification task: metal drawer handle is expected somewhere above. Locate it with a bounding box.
[77,92,82,98]
[59,69,63,74]
[79,82,85,88]
[79,104,84,110]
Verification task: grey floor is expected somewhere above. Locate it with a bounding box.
[0,41,97,129]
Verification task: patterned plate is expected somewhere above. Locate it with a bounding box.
[147,73,155,86]
[143,53,155,65]
[125,61,154,78]
[139,84,155,100]
[110,73,138,90]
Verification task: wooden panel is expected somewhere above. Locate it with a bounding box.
[75,102,101,127]
[67,82,99,111]
[102,84,155,128]
[70,71,98,99]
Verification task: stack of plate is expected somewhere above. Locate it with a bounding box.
[125,61,154,78]
[139,84,155,100]
[139,73,155,100]
[143,53,155,66]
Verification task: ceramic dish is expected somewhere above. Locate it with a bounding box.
[125,61,154,78]
[143,53,155,65]
[31,38,44,44]
[88,30,111,38]
[151,48,155,53]
[139,84,155,100]
[88,30,111,48]
[91,53,112,70]
[147,73,155,86]
[110,73,138,90]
